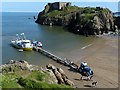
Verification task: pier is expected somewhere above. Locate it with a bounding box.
[33,46,78,70]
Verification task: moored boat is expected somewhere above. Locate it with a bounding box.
[11,33,33,51]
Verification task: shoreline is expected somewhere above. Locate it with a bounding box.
[1,34,118,88]
[49,34,118,88]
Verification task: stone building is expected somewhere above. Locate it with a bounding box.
[48,2,71,10]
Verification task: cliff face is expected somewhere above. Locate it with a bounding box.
[36,2,117,36]
[114,16,120,29]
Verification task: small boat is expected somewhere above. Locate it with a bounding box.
[18,49,23,52]
[32,41,42,47]
[11,33,33,51]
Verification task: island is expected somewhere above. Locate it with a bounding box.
[35,2,119,36]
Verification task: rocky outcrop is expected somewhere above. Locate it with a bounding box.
[114,16,120,29]
[46,64,75,86]
[1,60,40,74]
[36,2,117,36]
[1,60,75,87]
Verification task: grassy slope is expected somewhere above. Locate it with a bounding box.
[0,70,73,88]
[43,6,110,23]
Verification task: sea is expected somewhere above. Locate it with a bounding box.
[2,12,97,66]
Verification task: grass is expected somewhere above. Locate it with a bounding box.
[81,13,96,24]
[1,73,21,88]
[0,70,73,88]
[18,77,73,89]
[44,6,82,18]
[43,5,110,20]
[28,71,49,81]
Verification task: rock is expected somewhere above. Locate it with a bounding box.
[46,64,56,70]
[115,25,118,32]
[57,67,68,80]
[57,68,65,76]
[114,16,120,29]
[19,60,31,69]
[53,69,64,84]
[46,69,58,84]
[8,60,15,64]
[64,78,74,86]
[1,60,33,73]
[7,60,17,64]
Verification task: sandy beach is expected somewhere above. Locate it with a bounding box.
[50,34,118,88]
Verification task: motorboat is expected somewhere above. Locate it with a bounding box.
[11,33,33,51]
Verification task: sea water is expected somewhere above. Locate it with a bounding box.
[2,12,96,66]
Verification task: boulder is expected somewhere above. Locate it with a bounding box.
[57,68,68,80]
[46,69,58,84]
[64,78,74,86]
[53,69,65,84]
[46,64,56,70]
[57,68,65,76]
[8,60,15,64]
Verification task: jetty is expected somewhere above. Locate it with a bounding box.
[33,46,94,81]
[33,46,78,70]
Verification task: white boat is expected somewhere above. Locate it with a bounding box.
[11,33,33,51]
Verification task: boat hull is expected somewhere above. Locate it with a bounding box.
[23,48,33,51]
[11,42,33,51]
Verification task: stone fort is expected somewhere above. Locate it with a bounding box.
[48,2,71,10]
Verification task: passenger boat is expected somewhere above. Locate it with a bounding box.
[11,33,33,51]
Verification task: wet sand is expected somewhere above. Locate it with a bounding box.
[50,35,118,88]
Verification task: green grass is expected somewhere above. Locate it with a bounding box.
[45,10,61,18]
[18,77,73,89]
[43,5,110,20]
[27,70,47,81]
[0,70,73,88]
[44,6,82,18]
[1,73,21,88]
[81,13,96,24]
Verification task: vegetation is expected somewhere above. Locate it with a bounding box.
[44,6,82,18]
[41,5,110,25]
[36,2,115,35]
[0,70,73,88]
[18,77,72,88]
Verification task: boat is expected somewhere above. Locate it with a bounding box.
[32,41,42,47]
[11,33,33,51]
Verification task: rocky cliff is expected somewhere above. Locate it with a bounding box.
[114,16,120,29]
[36,2,118,36]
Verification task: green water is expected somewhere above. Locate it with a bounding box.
[2,12,96,66]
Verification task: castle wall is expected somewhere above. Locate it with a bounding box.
[49,2,71,10]
[59,2,71,10]
[52,2,59,9]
